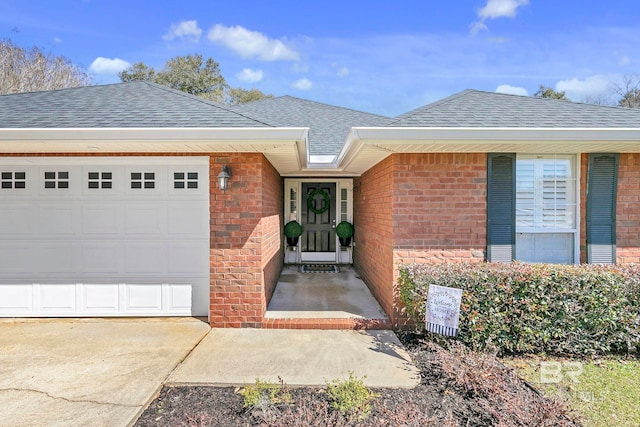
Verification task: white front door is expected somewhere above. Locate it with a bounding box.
[0,157,210,317]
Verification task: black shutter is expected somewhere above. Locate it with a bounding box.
[587,153,619,264]
[487,153,515,262]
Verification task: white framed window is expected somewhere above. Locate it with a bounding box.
[515,154,577,264]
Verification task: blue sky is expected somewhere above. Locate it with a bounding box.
[1,0,639,116]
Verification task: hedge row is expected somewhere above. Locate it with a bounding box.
[398,262,640,356]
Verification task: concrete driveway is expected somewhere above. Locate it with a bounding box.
[0,318,209,427]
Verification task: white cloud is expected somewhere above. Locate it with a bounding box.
[337,66,350,77]
[162,20,202,42]
[555,75,611,100]
[292,78,313,90]
[291,62,309,73]
[619,55,631,66]
[471,0,529,35]
[495,84,528,96]
[89,57,131,75]
[236,68,264,83]
[207,24,299,61]
[52,37,62,44]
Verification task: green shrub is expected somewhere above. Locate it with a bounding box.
[239,378,291,410]
[335,221,354,239]
[398,262,640,357]
[326,372,377,422]
[284,220,303,238]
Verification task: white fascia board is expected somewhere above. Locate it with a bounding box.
[0,127,309,142]
[349,127,640,142]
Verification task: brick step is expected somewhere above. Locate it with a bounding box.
[260,317,392,330]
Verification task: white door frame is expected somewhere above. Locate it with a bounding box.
[284,178,353,264]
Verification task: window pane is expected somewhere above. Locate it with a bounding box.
[516,233,574,264]
[516,155,575,230]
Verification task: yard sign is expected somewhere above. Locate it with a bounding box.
[426,285,463,337]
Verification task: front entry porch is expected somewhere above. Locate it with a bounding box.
[263,265,390,329]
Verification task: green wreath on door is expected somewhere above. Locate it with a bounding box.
[307,188,330,215]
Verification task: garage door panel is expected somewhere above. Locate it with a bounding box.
[82,205,122,235]
[0,205,35,236]
[82,284,120,312]
[81,243,122,274]
[168,204,208,235]
[38,205,77,235]
[39,244,81,274]
[38,284,77,312]
[168,242,209,274]
[125,284,163,311]
[124,243,167,274]
[0,157,209,318]
[0,245,34,274]
[125,205,165,235]
[0,285,33,312]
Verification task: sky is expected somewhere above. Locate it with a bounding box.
[1,0,639,117]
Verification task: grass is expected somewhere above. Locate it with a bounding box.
[505,356,640,427]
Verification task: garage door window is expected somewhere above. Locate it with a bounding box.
[131,172,155,189]
[174,172,198,189]
[44,171,69,189]
[1,172,26,189]
[88,172,112,189]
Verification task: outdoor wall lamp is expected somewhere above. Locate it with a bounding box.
[217,165,231,192]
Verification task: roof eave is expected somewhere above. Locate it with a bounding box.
[336,127,640,175]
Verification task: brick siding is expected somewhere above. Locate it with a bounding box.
[616,153,640,264]
[355,153,487,326]
[209,153,284,327]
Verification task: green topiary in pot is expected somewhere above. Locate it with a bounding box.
[336,221,354,246]
[284,220,303,246]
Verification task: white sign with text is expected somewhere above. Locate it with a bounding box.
[426,284,463,337]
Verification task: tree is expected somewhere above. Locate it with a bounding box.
[119,53,272,105]
[118,62,155,82]
[227,87,273,105]
[0,38,90,94]
[534,85,568,100]
[613,75,640,109]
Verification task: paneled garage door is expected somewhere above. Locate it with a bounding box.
[0,157,210,317]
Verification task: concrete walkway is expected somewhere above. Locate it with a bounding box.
[0,319,419,426]
[0,318,209,427]
[169,328,420,388]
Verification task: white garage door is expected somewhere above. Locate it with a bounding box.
[0,157,210,317]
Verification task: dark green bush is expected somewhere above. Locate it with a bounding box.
[398,262,640,356]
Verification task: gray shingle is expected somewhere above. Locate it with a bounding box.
[0,81,270,128]
[390,89,640,127]
[232,96,392,156]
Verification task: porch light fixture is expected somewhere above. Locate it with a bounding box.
[217,165,231,192]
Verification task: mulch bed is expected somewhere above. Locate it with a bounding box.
[135,333,582,426]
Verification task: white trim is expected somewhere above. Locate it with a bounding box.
[349,127,640,142]
[0,127,309,142]
[0,156,209,165]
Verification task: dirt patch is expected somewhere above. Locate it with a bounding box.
[135,334,581,426]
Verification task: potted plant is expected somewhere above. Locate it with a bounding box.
[284,220,303,247]
[336,221,354,247]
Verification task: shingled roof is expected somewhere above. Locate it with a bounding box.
[232,95,392,156]
[0,81,270,128]
[389,89,640,127]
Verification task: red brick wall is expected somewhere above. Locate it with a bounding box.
[260,155,285,310]
[616,153,640,264]
[392,153,487,264]
[579,154,588,263]
[209,153,283,327]
[354,156,395,321]
[355,153,487,326]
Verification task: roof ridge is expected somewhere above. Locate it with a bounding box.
[139,81,275,127]
[387,89,475,125]
[251,94,392,120]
